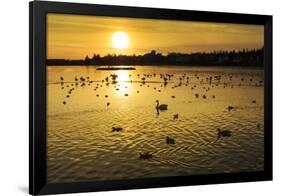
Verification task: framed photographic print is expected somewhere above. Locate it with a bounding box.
[29,1,272,195]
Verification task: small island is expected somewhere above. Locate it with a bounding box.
[96,66,136,70]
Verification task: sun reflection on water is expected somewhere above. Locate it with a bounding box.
[114,70,131,96]
[116,70,130,82]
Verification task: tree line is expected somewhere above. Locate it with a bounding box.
[46,48,264,67]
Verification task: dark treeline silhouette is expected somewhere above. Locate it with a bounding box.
[47,48,264,67]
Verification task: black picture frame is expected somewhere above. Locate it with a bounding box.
[29,1,273,195]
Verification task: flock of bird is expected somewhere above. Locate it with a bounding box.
[58,71,263,160]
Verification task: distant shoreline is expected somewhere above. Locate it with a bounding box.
[46,64,264,68]
[46,48,264,67]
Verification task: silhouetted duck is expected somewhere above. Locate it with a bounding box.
[62,101,66,105]
[202,95,207,99]
[124,93,128,96]
[217,128,232,138]
[195,94,199,98]
[139,152,153,160]
[173,114,179,120]
[107,102,110,106]
[112,127,123,132]
[171,95,175,98]
[156,100,168,110]
[166,136,175,144]
[252,100,256,103]
[105,95,108,98]
[227,106,235,111]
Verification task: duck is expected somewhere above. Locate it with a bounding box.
[107,102,110,106]
[227,106,235,111]
[166,136,175,144]
[112,127,123,132]
[173,114,179,120]
[139,152,153,160]
[217,128,232,138]
[155,100,168,110]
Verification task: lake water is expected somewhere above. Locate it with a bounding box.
[47,65,264,183]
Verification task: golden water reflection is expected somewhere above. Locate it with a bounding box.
[47,65,264,183]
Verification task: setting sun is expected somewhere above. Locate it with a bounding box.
[112,31,129,49]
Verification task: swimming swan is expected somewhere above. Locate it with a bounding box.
[155,100,168,110]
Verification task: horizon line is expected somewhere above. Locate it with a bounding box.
[47,47,264,61]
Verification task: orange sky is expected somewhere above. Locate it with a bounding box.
[47,13,264,59]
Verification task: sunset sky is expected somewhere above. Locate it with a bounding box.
[47,13,264,60]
